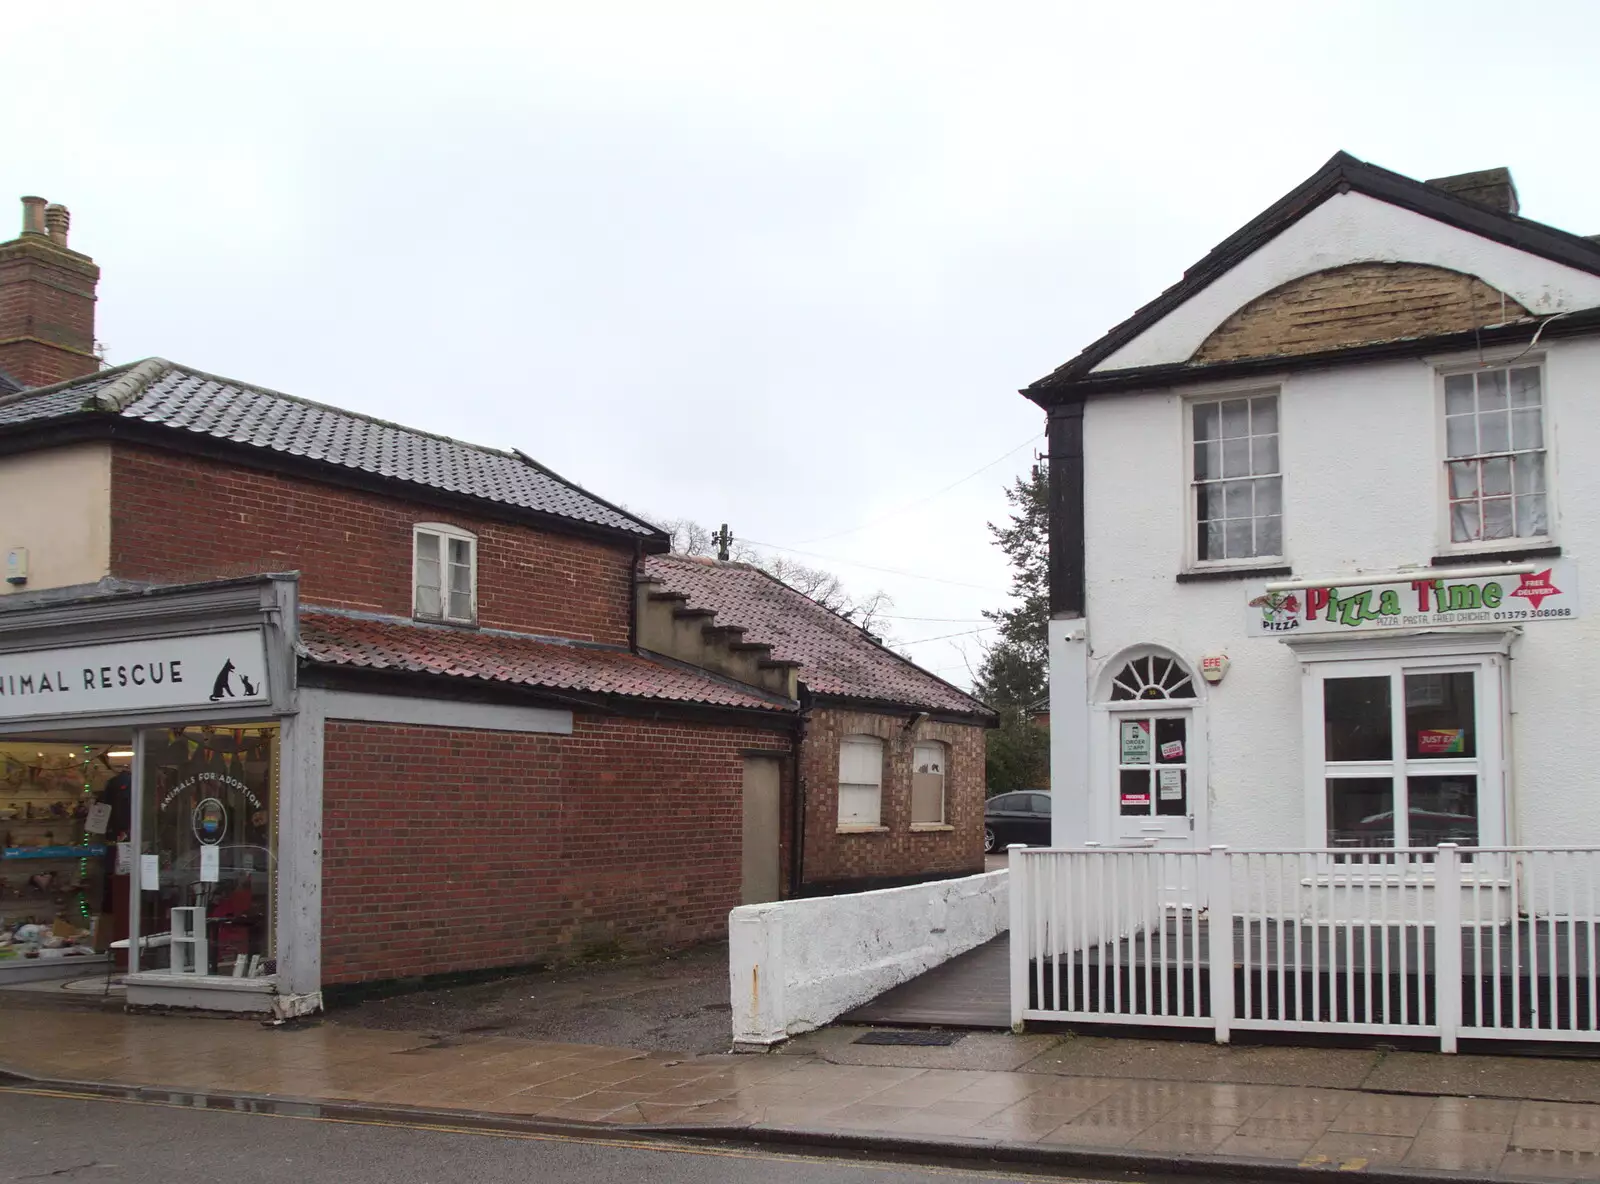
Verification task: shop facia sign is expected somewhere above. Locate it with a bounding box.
[0,630,269,720]
[1245,561,1580,637]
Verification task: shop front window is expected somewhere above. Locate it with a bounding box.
[1315,661,1493,856]
[0,739,132,970]
[139,724,277,976]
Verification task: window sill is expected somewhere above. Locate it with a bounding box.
[836,824,889,835]
[910,823,955,833]
[1431,545,1560,566]
[412,615,480,630]
[1176,564,1291,584]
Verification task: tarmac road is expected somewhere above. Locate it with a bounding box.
[0,1087,1179,1184]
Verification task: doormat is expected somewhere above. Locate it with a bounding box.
[853,1030,964,1047]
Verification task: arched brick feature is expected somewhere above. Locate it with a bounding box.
[1192,263,1529,364]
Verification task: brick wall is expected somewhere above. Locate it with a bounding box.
[799,706,985,888]
[110,444,636,643]
[319,715,790,985]
[1192,263,1529,364]
[0,238,100,388]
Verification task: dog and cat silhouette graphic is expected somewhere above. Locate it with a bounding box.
[208,658,259,701]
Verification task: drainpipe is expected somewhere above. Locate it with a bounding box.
[788,682,811,898]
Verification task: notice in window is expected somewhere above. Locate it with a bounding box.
[1158,768,1184,801]
[139,853,160,891]
[1120,790,1150,807]
[1418,728,1466,755]
[85,802,113,835]
[1120,720,1151,764]
[199,844,220,883]
[1159,740,1184,762]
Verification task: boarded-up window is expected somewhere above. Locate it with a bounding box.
[912,742,946,825]
[838,735,884,826]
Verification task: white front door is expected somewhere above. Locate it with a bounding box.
[1112,708,1205,845]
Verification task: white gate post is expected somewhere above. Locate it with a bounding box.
[1208,845,1233,1044]
[1009,845,1029,1030]
[1435,843,1462,1053]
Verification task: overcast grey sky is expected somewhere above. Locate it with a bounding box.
[9,1,1600,685]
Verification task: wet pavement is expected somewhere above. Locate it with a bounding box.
[332,942,734,1054]
[2,1088,1091,1184]
[8,1004,1600,1179]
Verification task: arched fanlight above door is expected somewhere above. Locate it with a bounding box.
[1109,654,1197,701]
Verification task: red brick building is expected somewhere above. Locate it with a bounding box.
[642,556,994,894]
[0,198,991,1013]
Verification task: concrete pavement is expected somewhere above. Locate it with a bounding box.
[6,1001,1600,1181]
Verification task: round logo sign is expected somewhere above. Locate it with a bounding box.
[192,797,228,845]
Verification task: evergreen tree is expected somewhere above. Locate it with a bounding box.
[975,465,1050,794]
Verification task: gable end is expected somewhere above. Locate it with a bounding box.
[1193,263,1530,365]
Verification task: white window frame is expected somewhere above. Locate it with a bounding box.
[911,741,947,828]
[837,735,885,830]
[1435,357,1555,556]
[1184,387,1285,571]
[1294,636,1509,853]
[413,522,478,624]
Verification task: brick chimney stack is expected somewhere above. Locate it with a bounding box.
[0,196,101,389]
[1425,167,1520,216]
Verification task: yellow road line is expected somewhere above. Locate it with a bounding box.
[0,1084,1095,1183]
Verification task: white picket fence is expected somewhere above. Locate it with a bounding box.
[1008,844,1600,1051]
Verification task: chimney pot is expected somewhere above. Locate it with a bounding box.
[43,203,70,246]
[1425,167,1520,216]
[20,196,46,235]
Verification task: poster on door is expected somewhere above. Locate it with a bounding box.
[1158,767,1184,801]
[1120,720,1151,764]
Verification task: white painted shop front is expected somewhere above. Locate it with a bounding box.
[1049,336,1600,855]
[0,575,310,1013]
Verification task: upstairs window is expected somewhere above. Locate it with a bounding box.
[414,523,477,623]
[1445,366,1548,544]
[838,735,884,827]
[911,742,946,825]
[1192,393,1282,562]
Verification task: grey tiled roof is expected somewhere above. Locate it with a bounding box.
[0,360,662,539]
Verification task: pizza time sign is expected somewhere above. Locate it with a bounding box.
[0,630,269,720]
[1246,561,1579,637]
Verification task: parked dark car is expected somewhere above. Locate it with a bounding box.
[984,790,1051,853]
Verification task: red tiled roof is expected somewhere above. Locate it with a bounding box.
[643,555,994,719]
[297,609,793,713]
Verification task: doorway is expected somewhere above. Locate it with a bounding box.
[138,723,279,976]
[1097,650,1206,848]
[741,755,781,905]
